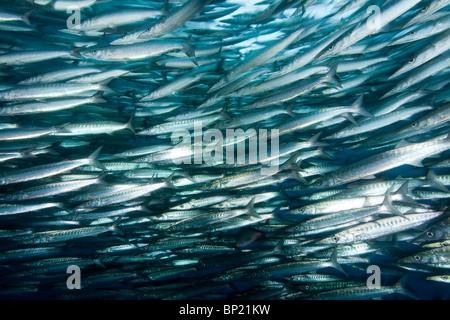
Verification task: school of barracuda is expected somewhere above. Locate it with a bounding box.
[0,0,449,300]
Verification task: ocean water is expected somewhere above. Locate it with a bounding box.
[0,0,449,300]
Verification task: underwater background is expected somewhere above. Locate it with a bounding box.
[0,0,449,300]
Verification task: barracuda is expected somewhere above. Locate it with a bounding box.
[0,147,104,185]
[319,134,450,188]
[318,212,444,245]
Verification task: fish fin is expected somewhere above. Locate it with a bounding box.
[382,190,405,218]
[22,146,37,157]
[394,181,423,207]
[406,158,424,167]
[279,184,292,200]
[183,41,198,66]
[87,146,106,170]
[286,103,295,118]
[281,152,302,171]
[126,114,135,133]
[139,205,153,213]
[96,172,108,185]
[427,170,449,193]
[70,46,86,58]
[292,2,305,16]
[342,112,358,125]
[22,9,34,25]
[394,277,419,300]
[351,95,373,118]
[180,170,196,183]
[161,0,170,15]
[109,217,124,236]
[274,239,285,254]
[95,256,106,269]
[98,78,115,93]
[290,170,307,183]
[307,132,325,147]
[329,248,348,277]
[164,172,178,189]
[324,63,341,88]
[90,92,106,103]
[317,147,333,160]
[246,197,259,218]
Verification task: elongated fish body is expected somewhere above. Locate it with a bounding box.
[81,40,193,62]
[1,0,450,301]
[329,106,433,139]
[138,0,210,40]
[5,177,101,201]
[0,83,110,101]
[75,181,168,211]
[321,135,450,187]
[0,50,72,66]
[70,9,161,32]
[0,96,104,116]
[0,147,104,185]
[318,212,444,245]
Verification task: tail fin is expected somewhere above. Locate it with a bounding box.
[98,78,115,93]
[126,114,135,133]
[164,172,178,189]
[324,64,341,88]
[183,42,198,66]
[286,103,295,118]
[90,92,106,104]
[87,146,106,170]
[394,277,419,300]
[394,181,423,207]
[307,132,326,147]
[382,189,404,218]
[109,217,125,236]
[351,95,372,118]
[22,9,34,25]
[329,248,348,277]
[246,197,259,218]
[427,170,449,193]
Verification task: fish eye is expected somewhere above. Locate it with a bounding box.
[443,276,448,280]
[6,194,12,199]
[332,236,339,242]
[426,231,434,237]
[412,122,418,127]
[409,31,416,35]
[414,255,421,261]
[305,285,310,290]
[409,58,415,64]
[328,45,334,51]
[421,6,428,12]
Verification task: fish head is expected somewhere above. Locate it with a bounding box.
[318,232,353,245]
[397,254,425,266]
[81,48,108,60]
[309,177,332,189]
